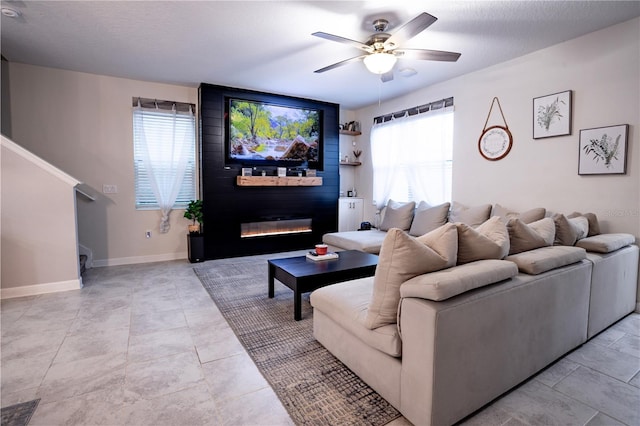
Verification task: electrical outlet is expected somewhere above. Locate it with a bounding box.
[102,184,118,194]
[145,231,152,239]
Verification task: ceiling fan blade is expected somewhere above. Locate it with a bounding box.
[314,55,366,73]
[380,71,394,83]
[385,12,438,47]
[312,32,372,52]
[395,48,461,62]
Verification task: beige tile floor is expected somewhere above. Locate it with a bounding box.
[1,258,638,425]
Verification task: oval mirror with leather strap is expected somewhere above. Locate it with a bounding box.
[478,97,513,161]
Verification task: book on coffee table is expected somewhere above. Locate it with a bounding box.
[306,251,339,261]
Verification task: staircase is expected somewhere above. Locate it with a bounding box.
[79,255,88,275]
[1,135,84,298]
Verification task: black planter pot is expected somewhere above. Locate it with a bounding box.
[188,233,205,263]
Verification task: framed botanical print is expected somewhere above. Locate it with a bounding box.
[578,124,628,175]
[533,90,572,139]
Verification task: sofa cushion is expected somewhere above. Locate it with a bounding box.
[576,233,636,253]
[568,212,601,236]
[491,204,546,224]
[449,202,492,227]
[365,224,458,329]
[379,200,416,231]
[408,201,451,236]
[399,259,518,301]
[507,217,555,255]
[309,277,402,357]
[506,246,587,275]
[322,229,387,254]
[553,214,589,246]
[456,216,510,264]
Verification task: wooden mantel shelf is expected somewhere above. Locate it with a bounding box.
[236,176,323,187]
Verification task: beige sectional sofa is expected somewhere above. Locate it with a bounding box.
[312,201,639,426]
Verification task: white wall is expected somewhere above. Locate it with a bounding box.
[354,18,639,240]
[7,64,198,265]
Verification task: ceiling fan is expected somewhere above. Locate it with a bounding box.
[312,12,461,82]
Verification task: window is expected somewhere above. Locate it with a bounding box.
[371,105,453,211]
[133,100,196,211]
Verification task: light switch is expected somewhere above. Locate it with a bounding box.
[103,184,118,194]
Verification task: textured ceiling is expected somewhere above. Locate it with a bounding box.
[1,1,639,109]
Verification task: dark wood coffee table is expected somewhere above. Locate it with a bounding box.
[268,250,378,320]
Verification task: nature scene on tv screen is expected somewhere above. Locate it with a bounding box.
[229,99,320,163]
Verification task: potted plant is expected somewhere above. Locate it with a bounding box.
[184,200,203,234]
[184,200,204,263]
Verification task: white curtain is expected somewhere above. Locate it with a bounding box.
[371,107,453,212]
[133,103,195,233]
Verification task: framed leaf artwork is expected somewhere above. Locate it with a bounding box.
[533,90,572,139]
[578,124,628,175]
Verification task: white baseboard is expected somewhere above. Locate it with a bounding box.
[1,278,83,299]
[93,252,188,267]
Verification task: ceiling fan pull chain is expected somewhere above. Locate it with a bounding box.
[482,97,509,131]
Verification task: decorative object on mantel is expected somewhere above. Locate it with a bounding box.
[578,124,628,175]
[353,149,362,160]
[478,97,513,161]
[236,176,323,186]
[533,90,572,139]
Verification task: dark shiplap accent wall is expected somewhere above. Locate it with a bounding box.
[198,83,340,259]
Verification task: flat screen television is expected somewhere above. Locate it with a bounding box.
[225,97,323,170]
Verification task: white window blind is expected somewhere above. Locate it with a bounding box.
[133,104,196,211]
[371,106,453,211]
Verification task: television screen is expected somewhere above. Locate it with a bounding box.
[227,98,322,167]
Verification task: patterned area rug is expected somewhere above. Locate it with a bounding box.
[194,252,400,426]
[0,399,40,426]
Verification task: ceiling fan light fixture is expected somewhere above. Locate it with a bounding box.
[363,52,397,75]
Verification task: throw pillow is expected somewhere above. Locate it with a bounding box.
[408,201,451,236]
[570,217,589,240]
[507,217,555,255]
[553,214,576,246]
[567,212,601,236]
[553,214,590,246]
[491,204,546,224]
[456,216,510,264]
[449,202,492,227]
[379,200,416,231]
[365,224,457,329]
